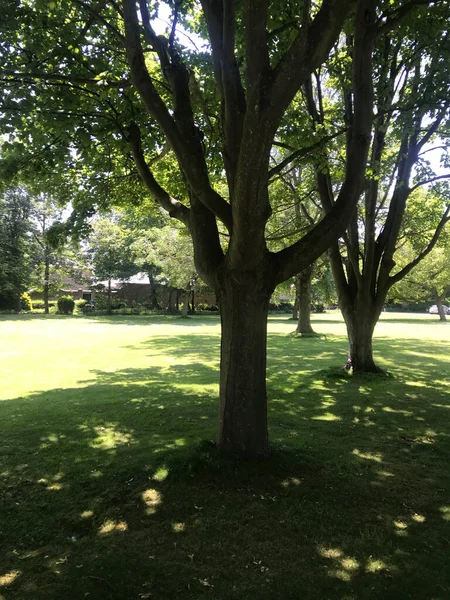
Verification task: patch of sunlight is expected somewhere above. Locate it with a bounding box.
[311,382,328,391]
[425,429,437,437]
[153,467,168,482]
[0,470,9,478]
[89,424,134,450]
[366,559,388,573]
[364,407,375,413]
[340,557,359,571]
[37,472,65,491]
[358,386,370,394]
[321,397,336,408]
[172,522,185,533]
[377,470,394,478]
[311,412,341,421]
[142,488,162,515]
[382,407,413,416]
[352,449,383,463]
[329,569,352,581]
[80,510,94,519]
[98,519,128,536]
[405,381,427,388]
[89,470,103,478]
[432,403,450,409]
[318,547,343,559]
[281,477,301,488]
[0,571,20,587]
[412,513,426,523]
[440,506,450,521]
[393,520,408,530]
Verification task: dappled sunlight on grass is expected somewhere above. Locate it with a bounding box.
[0,312,449,598]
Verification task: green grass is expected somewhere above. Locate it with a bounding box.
[0,312,449,600]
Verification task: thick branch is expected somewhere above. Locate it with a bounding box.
[272,0,376,283]
[126,123,190,226]
[389,205,450,287]
[0,70,130,88]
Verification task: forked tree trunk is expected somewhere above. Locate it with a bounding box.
[296,265,316,335]
[217,277,271,459]
[342,305,382,373]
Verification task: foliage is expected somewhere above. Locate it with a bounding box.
[57,295,75,315]
[19,291,33,311]
[0,187,34,309]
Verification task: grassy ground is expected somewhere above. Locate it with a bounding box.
[0,311,449,600]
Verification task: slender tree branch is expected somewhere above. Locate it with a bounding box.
[410,173,450,193]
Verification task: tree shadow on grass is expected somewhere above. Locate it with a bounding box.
[1,332,449,599]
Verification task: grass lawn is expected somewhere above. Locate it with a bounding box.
[0,311,449,600]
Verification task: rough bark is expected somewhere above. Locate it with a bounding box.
[341,300,383,373]
[296,265,316,335]
[216,272,272,458]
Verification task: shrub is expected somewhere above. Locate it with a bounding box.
[20,292,33,312]
[32,300,57,310]
[75,299,87,308]
[57,295,75,315]
[314,303,325,313]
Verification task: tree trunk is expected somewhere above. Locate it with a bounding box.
[342,306,382,373]
[292,276,299,320]
[168,289,176,313]
[296,265,316,335]
[44,246,50,314]
[107,278,112,314]
[217,277,271,459]
[434,288,447,322]
[182,290,189,317]
[191,290,195,315]
[148,275,159,309]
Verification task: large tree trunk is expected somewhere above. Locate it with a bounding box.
[217,277,271,459]
[44,246,50,314]
[342,305,382,373]
[296,265,316,335]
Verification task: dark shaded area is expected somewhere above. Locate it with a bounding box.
[0,327,449,599]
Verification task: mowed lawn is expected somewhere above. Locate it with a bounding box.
[0,312,449,600]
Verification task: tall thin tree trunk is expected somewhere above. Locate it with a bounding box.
[107,278,112,314]
[296,265,316,335]
[191,290,195,314]
[44,246,50,314]
[217,277,271,459]
[292,275,299,320]
[182,290,189,317]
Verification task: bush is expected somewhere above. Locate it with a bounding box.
[314,303,325,313]
[57,295,75,315]
[75,298,87,308]
[32,300,57,310]
[20,292,33,312]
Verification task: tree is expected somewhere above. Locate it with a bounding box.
[1,0,399,457]
[86,216,137,313]
[391,244,450,321]
[0,187,33,310]
[303,8,450,372]
[29,193,64,314]
[132,224,200,316]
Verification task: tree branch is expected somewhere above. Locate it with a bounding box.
[389,205,450,286]
[126,123,190,226]
[410,173,450,193]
